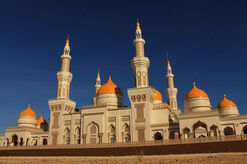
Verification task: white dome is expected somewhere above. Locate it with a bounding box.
[184,97,211,113]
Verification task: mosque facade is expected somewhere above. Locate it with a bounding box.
[0,21,247,146]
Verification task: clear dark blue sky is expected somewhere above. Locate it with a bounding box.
[0,0,247,133]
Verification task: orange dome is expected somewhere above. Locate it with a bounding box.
[164,102,172,110]
[217,94,237,109]
[19,104,37,117]
[153,87,162,101]
[37,114,46,125]
[97,76,122,95]
[185,82,208,100]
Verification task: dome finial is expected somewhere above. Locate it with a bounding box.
[28,104,31,108]
[167,53,170,65]
[136,17,140,28]
[66,34,69,44]
[193,82,196,87]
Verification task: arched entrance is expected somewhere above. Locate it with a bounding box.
[243,125,247,134]
[193,121,208,138]
[154,132,163,140]
[224,126,234,135]
[210,125,218,136]
[43,138,47,145]
[19,138,24,146]
[12,134,18,146]
[183,127,190,138]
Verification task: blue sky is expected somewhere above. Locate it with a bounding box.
[0,0,247,133]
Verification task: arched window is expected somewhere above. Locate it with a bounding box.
[108,125,116,143]
[137,71,141,86]
[90,125,96,134]
[19,138,24,146]
[26,138,30,146]
[183,127,190,138]
[154,132,163,140]
[243,125,247,134]
[87,122,100,144]
[142,72,146,86]
[75,127,80,144]
[224,126,234,135]
[43,138,48,145]
[12,134,18,146]
[210,125,218,136]
[64,128,70,144]
[122,123,130,142]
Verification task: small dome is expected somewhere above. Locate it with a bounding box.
[37,114,46,125]
[97,76,122,95]
[19,104,37,117]
[185,82,208,100]
[217,94,237,109]
[153,87,162,101]
[164,102,172,110]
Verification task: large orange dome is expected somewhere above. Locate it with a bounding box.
[217,94,237,109]
[185,82,208,100]
[153,87,162,101]
[37,114,46,125]
[97,76,122,95]
[19,104,37,117]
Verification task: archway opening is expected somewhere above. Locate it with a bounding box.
[210,125,218,137]
[243,125,247,134]
[154,132,163,140]
[12,134,18,146]
[193,121,208,138]
[183,127,190,138]
[43,138,47,145]
[19,138,24,146]
[224,127,234,135]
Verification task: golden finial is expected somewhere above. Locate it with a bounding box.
[136,18,140,28]
[167,53,170,65]
[28,104,31,108]
[193,82,196,87]
[66,34,69,44]
[223,94,226,99]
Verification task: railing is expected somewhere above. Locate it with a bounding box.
[1,134,247,150]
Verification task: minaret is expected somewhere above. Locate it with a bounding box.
[165,55,178,110]
[56,36,73,99]
[131,20,150,88]
[48,36,76,145]
[93,71,101,105]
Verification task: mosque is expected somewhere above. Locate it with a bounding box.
[0,21,247,146]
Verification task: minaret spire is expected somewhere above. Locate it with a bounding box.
[165,54,178,111]
[56,36,73,99]
[131,19,150,88]
[93,71,101,105]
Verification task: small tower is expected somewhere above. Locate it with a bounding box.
[165,55,178,111]
[56,36,72,99]
[93,71,101,105]
[48,36,76,145]
[131,20,150,88]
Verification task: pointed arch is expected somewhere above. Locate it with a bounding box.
[122,123,131,142]
[243,125,247,134]
[193,121,208,138]
[154,132,163,140]
[224,126,234,135]
[183,127,191,138]
[108,124,116,143]
[210,125,218,136]
[12,134,18,146]
[75,127,80,144]
[87,122,100,144]
[64,128,70,144]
